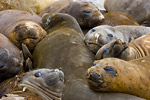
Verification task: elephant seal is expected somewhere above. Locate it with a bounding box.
[0,10,46,50]
[101,12,139,26]
[40,1,104,28]
[0,33,23,83]
[32,13,145,100]
[95,33,150,60]
[84,25,150,53]
[104,0,150,25]
[0,0,58,14]
[87,55,150,100]
[0,68,64,100]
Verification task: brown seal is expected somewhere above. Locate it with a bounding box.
[100,12,139,26]
[0,10,46,50]
[40,1,104,28]
[84,25,150,53]
[95,33,150,60]
[0,33,23,83]
[87,55,150,100]
[32,13,145,100]
[104,0,150,25]
[0,68,64,100]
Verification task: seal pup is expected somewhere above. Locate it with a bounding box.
[40,1,104,28]
[104,0,150,25]
[87,55,150,100]
[95,33,150,60]
[84,25,150,53]
[0,68,64,100]
[0,10,46,50]
[0,33,23,83]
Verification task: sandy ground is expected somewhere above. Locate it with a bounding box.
[72,0,105,10]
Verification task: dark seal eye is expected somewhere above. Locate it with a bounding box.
[91,29,96,32]
[104,66,117,77]
[83,10,92,14]
[34,72,42,77]
[107,34,113,37]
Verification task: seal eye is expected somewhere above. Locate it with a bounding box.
[107,34,113,37]
[46,16,51,25]
[91,29,96,32]
[83,10,92,14]
[34,72,42,77]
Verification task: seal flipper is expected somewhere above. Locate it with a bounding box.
[95,39,128,59]
[22,44,33,71]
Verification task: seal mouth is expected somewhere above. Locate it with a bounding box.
[20,79,62,100]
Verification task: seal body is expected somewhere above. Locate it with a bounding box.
[96,33,150,60]
[40,1,104,28]
[0,33,23,83]
[0,10,46,50]
[87,55,150,100]
[32,13,145,100]
[0,0,58,14]
[0,68,64,100]
[101,12,139,26]
[84,25,150,53]
[104,0,150,25]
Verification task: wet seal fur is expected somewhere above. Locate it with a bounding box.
[104,0,150,26]
[0,10,46,50]
[87,55,150,100]
[100,12,139,26]
[40,0,104,28]
[84,25,150,53]
[32,13,145,100]
[0,33,23,83]
[95,33,150,60]
[0,68,64,100]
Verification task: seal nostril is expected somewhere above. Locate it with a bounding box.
[89,72,100,81]
[104,66,117,77]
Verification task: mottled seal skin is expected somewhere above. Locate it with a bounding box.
[0,10,46,50]
[104,0,150,25]
[84,25,150,53]
[96,33,150,60]
[0,33,23,83]
[40,1,104,28]
[32,13,145,100]
[87,55,150,100]
[0,68,64,100]
[101,12,139,26]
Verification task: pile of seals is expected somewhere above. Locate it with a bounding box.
[0,0,150,100]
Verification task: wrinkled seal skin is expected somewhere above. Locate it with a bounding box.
[40,1,104,28]
[95,33,150,60]
[87,55,150,100]
[0,68,64,100]
[84,25,150,53]
[32,13,144,100]
[0,33,23,83]
[104,0,150,25]
[101,12,139,26]
[0,10,46,50]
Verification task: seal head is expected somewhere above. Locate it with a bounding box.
[20,68,64,100]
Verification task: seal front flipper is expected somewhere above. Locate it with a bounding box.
[95,39,128,60]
